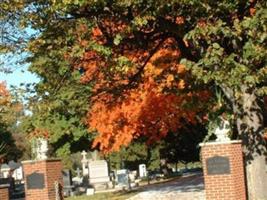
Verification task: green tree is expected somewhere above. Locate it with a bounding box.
[1,1,267,198]
[107,139,161,171]
[160,122,206,171]
[18,74,93,165]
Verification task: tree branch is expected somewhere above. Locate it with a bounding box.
[219,84,235,104]
[92,36,169,97]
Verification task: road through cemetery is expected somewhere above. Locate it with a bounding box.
[128,173,205,200]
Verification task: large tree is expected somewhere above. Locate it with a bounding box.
[1,0,94,161]
[1,1,267,198]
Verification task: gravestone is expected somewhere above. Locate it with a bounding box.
[128,171,137,182]
[13,166,23,181]
[88,160,110,185]
[81,151,89,177]
[72,168,82,185]
[62,169,74,196]
[0,161,23,181]
[79,151,111,190]
[0,164,10,178]
[138,164,147,177]
[62,170,72,187]
[116,169,129,188]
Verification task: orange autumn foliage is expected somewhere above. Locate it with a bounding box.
[67,23,210,153]
[0,82,23,125]
[89,81,209,153]
[30,128,50,139]
[0,82,10,108]
[0,82,9,97]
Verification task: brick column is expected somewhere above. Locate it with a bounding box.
[22,159,64,200]
[200,140,246,200]
[0,184,9,200]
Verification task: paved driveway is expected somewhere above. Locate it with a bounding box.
[128,173,205,200]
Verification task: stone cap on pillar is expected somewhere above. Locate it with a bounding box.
[0,184,10,189]
[199,140,242,147]
[22,158,61,164]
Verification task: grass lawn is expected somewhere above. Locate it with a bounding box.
[66,190,139,200]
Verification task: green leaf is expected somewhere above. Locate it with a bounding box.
[114,34,123,46]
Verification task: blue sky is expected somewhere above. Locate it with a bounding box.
[0,28,39,88]
[0,68,39,88]
[0,52,39,88]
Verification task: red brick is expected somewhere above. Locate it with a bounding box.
[22,159,64,200]
[0,186,9,200]
[201,141,246,200]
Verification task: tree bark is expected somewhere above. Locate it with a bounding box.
[235,88,267,200]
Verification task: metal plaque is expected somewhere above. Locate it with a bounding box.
[26,172,45,189]
[206,156,230,175]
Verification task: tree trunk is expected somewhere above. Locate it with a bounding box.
[235,89,267,200]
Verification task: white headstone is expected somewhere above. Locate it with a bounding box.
[13,166,23,180]
[0,164,10,178]
[81,151,89,176]
[88,160,110,184]
[139,164,147,177]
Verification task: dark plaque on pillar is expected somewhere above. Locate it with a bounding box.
[206,156,230,175]
[26,172,45,189]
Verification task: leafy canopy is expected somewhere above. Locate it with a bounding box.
[1,0,266,154]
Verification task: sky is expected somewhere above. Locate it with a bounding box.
[0,52,39,89]
[0,63,39,115]
[0,27,39,88]
[0,67,39,89]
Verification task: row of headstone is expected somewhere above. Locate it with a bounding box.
[61,151,148,197]
[0,161,23,181]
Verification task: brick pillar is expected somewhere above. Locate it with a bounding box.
[0,185,9,200]
[200,140,246,200]
[22,159,64,200]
